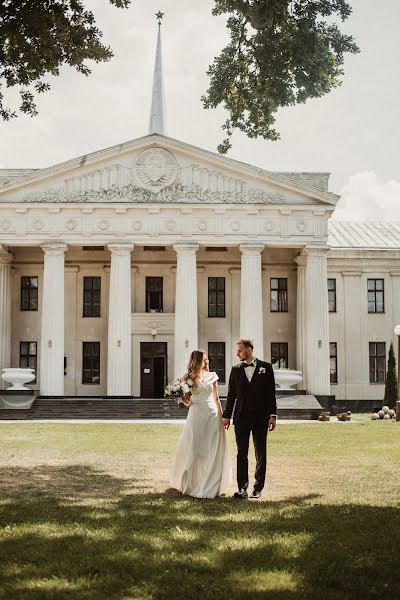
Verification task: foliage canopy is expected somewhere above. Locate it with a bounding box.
[202,0,359,153]
[1,1,359,155]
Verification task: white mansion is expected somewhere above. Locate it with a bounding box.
[0,24,399,404]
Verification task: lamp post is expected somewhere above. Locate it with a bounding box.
[394,325,400,421]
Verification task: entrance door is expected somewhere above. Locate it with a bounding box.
[140,342,167,398]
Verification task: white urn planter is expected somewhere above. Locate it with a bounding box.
[1,368,35,390]
[274,369,303,390]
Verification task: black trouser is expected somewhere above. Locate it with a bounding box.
[235,413,269,492]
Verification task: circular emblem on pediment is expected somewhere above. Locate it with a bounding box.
[65,219,78,231]
[0,218,11,231]
[264,220,274,232]
[198,219,208,232]
[135,148,178,192]
[132,220,143,231]
[32,218,44,231]
[166,219,177,232]
[297,221,306,232]
[230,220,241,232]
[98,219,110,231]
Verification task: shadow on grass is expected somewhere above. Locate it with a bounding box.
[0,465,399,600]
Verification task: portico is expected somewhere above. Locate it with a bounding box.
[0,230,332,399]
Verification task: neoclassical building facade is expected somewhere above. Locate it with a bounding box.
[1,133,399,403]
[1,23,399,404]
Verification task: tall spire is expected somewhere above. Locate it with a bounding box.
[148,12,165,135]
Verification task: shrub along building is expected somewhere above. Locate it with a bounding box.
[0,21,399,408]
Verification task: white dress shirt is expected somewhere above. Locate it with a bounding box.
[244,357,257,382]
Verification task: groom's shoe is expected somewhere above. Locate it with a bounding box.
[233,488,248,499]
[249,489,262,500]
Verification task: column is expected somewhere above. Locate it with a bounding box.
[295,253,307,389]
[0,246,13,389]
[304,247,330,395]
[239,244,264,358]
[40,243,67,396]
[107,243,133,396]
[173,243,199,379]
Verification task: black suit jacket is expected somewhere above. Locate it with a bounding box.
[222,360,277,425]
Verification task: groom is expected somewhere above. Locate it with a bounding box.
[222,338,277,499]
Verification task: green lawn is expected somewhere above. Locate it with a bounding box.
[0,420,399,599]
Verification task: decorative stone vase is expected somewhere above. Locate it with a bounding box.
[273,369,303,390]
[1,368,35,390]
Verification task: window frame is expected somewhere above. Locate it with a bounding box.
[83,276,101,318]
[328,278,337,313]
[208,342,226,384]
[329,342,338,384]
[271,342,288,369]
[82,342,101,385]
[208,277,226,318]
[19,341,37,383]
[20,276,39,311]
[145,276,163,313]
[369,342,386,384]
[270,278,288,313]
[367,279,385,313]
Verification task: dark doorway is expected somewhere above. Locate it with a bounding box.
[140,342,167,398]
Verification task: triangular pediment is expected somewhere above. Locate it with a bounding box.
[0,134,338,207]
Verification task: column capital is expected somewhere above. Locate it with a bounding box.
[107,243,134,256]
[294,253,307,267]
[239,243,264,255]
[0,245,12,265]
[173,243,199,255]
[41,242,68,256]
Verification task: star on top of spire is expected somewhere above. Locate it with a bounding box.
[156,11,164,26]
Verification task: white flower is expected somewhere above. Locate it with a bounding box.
[258,367,266,374]
[187,378,193,386]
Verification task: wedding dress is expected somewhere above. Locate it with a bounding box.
[170,371,232,499]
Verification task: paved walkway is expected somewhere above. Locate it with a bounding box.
[0,418,357,424]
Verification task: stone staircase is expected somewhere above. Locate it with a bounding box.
[21,397,192,420]
[0,391,322,420]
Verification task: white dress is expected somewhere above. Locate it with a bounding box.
[170,371,232,499]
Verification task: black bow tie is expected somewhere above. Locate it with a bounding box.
[244,362,255,368]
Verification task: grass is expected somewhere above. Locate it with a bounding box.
[0,419,399,599]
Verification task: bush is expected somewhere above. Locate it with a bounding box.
[384,342,398,409]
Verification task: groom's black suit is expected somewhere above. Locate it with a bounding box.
[222,360,276,492]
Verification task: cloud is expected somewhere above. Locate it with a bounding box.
[331,171,400,221]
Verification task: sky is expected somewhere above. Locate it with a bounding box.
[0,0,399,220]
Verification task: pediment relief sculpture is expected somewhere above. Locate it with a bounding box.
[20,148,300,206]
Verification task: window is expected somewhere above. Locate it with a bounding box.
[330,342,338,384]
[328,279,336,313]
[21,276,38,311]
[271,343,288,369]
[270,278,288,312]
[82,342,100,384]
[20,342,37,383]
[205,247,227,252]
[83,277,101,317]
[146,277,163,313]
[208,342,226,383]
[208,277,225,317]
[369,342,386,384]
[368,279,384,313]
[144,246,166,251]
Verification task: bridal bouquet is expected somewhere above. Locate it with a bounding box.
[165,378,193,407]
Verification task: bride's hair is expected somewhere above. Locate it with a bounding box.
[184,350,208,388]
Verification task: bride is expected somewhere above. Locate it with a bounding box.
[170,350,232,499]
